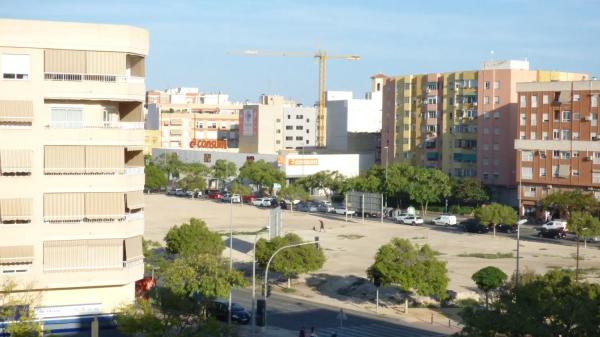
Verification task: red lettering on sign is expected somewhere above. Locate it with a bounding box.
[189,139,228,149]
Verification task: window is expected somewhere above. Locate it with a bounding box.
[540,167,546,177]
[208,122,217,129]
[295,136,303,141]
[592,95,598,108]
[531,95,538,108]
[287,115,291,119]
[276,129,281,134]
[594,152,600,165]
[531,114,537,126]
[195,121,204,128]
[573,112,580,121]
[1,54,30,79]
[306,129,309,134]
[573,151,579,158]
[520,95,527,108]
[295,125,303,130]
[483,96,490,104]
[553,150,560,159]
[483,127,489,135]
[519,131,525,139]
[466,110,477,118]
[594,172,600,184]
[554,110,560,122]
[522,151,533,161]
[404,83,411,90]
[427,82,438,90]
[484,81,490,89]
[285,125,293,130]
[574,94,580,102]
[404,110,410,118]
[220,122,228,129]
[524,186,536,197]
[560,151,571,160]
[530,132,536,140]
[285,136,293,141]
[562,129,571,140]
[553,129,560,139]
[404,124,410,131]
[427,111,438,118]
[203,153,211,163]
[573,169,579,177]
[543,131,548,140]
[306,118,310,123]
[483,144,489,151]
[543,113,549,122]
[543,95,549,104]
[552,165,559,177]
[483,111,489,119]
[521,167,533,180]
[305,140,309,144]
[494,111,500,119]
[483,159,489,165]
[403,138,409,144]
[426,96,437,104]
[276,140,280,144]
[50,106,84,128]
[562,111,571,122]
[276,118,281,122]
[520,113,527,126]
[483,173,489,180]
[493,143,499,151]
[494,81,500,89]
[540,151,547,159]
[426,125,437,133]
[495,128,501,135]
[494,96,500,104]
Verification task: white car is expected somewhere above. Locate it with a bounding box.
[252,198,265,207]
[393,212,411,223]
[401,215,424,225]
[334,207,356,215]
[433,214,457,226]
[541,220,567,231]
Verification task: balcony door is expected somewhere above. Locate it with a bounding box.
[50,106,83,128]
[103,106,119,127]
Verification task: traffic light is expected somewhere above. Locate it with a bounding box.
[256,299,266,326]
[314,236,320,250]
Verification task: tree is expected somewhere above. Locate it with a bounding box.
[255,233,325,288]
[460,269,600,336]
[278,184,309,208]
[154,152,184,180]
[367,238,448,300]
[176,174,207,191]
[541,190,599,219]
[385,164,415,207]
[407,168,451,215]
[471,266,507,309]
[164,218,225,256]
[239,160,285,194]
[452,178,489,206]
[0,281,42,337]
[295,170,347,197]
[212,159,237,189]
[474,203,517,237]
[145,165,167,191]
[229,181,251,196]
[568,211,600,281]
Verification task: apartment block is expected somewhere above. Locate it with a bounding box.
[146,88,242,150]
[515,81,600,215]
[382,60,587,203]
[239,95,317,154]
[0,19,147,322]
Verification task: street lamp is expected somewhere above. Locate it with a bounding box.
[251,227,269,336]
[384,146,389,208]
[515,218,527,288]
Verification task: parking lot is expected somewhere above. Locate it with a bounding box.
[144,193,600,302]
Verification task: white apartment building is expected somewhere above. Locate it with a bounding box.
[0,19,147,327]
[239,95,317,154]
[326,75,383,155]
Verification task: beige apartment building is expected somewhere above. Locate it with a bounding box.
[0,19,147,320]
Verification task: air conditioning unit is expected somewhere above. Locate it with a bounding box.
[584,115,593,121]
[585,156,593,161]
[593,136,599,141]
[473,102,478,106]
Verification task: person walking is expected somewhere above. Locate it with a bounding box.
[298,326,306,337]
[319,219,325,232]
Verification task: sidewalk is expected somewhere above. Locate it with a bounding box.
[238,325,296,337]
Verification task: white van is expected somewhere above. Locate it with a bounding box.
[433,214,457,226]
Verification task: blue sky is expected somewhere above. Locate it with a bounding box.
[4,0,600,104]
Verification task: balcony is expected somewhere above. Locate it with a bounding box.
[48,120,143,130]
[43,74,145,102]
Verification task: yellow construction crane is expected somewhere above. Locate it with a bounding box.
[238,49,360,147]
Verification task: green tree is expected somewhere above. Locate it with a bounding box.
[568,211,600,281]
[295,170,347,197]
[367,238,448,300]
[541,190,599,219]
[154,152,184,180]
[229,181,251,195]
[407,168,451,215]
[164,218,225,256]
[145,165,167,191]
[181,162,210,177]
[176,174,207,191]
[460,269,600,337]
[452,178,489,206]
[0,281,42,337]
[212,159,237,189]
[278,184,309,209]
[256,233,325,288]
[471,266,507,309]
[239,160,285,194]
[474,203,517,237]
[385,164,415,207]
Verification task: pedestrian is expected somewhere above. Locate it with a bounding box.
[310,326,318,337]
[299,326,306,337]
[319,219,325,232]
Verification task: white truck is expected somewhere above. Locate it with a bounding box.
[541,220,568,231]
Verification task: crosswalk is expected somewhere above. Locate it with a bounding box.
[316,323,447,337]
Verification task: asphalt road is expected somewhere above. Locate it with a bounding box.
[232,288,450,337]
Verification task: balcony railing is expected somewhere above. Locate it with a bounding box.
[126,212,144,221]
[48,121,144,129]
[44,73,144,84]
[43,215,127,223]
[45,167,127,175]
[125,167,144,175]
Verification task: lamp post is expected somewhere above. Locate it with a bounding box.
[263,240,319,331]
[515,219,527,289]
[384,146,389,208]
[251,227,268,336]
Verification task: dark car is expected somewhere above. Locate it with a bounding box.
[461,219,489,233]
[207,300,251,324]
[537,228,567,239]
[496,223,518,233]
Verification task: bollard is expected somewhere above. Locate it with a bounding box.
[448,319,451,327]
[430,313,434,324]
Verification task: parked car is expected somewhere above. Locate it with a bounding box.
[400,215,424,225]
[261,198,278,208]
[297,202,318,212]
[461,219,489,234]
[537,228,567,239]
[193,190,203,198]
[392,212,411,223]
[242,195,256,204]
[222,194,241,203]
[432,214,457,226]
[252,198,266,207]
[184,190,194,198]
[496,223,518,233]
[208,191,223,200]
[334,206,356,215]
[175,189,187,197]
[541,220,568,231]
[166,189,178,196]
[207,300,251,324]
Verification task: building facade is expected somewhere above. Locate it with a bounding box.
[326,75,383,160]
[0,19,147,322]
[145,88,242,151]
[515,81,600,215]
[381,60,587,204]
[239,95,317,154]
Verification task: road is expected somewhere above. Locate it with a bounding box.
[232,288,452,337]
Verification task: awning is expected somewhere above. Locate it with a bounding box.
[558,91,571,103]
[85,146,124,172]
[0,100,33,122]
[124,236,143,262]
[86,51,126,76]
[558,164,570,178]
[0,198,32,221]
[44,193,85,220]
[126,146,144,152]
[43,239,122,271]
[0,149,32,173]
[44,146,85,173]
[0,245,34,264]
[125,150,144,167]
[44,49,86,74]
[85,192,124,219]
[126,191,144,210]
[170,129,182,136]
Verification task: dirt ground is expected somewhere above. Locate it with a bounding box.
[144,194,600,325]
